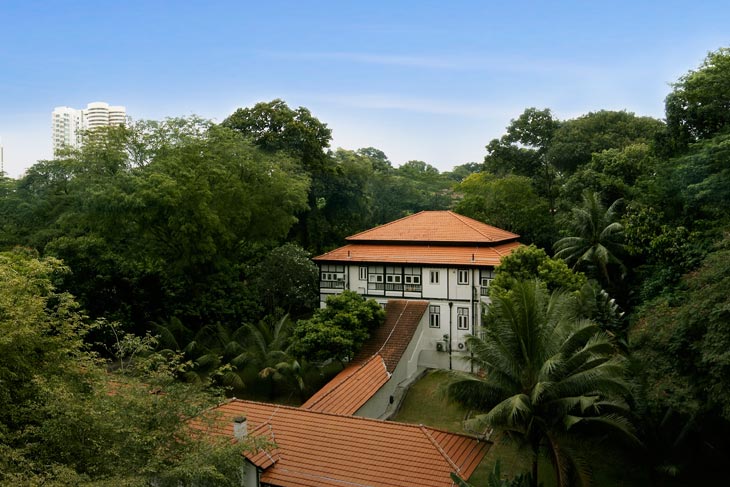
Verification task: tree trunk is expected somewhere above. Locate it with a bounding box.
[532,455,539,487]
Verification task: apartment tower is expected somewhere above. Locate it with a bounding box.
[52,102,127,153]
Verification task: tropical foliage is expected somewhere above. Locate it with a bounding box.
[448,281,635,487]
[554,191,626,285]
[1,46,729,484]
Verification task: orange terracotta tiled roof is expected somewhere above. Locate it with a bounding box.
[314,241,521,267]
[356,300,429,370]
[197,399,490,487]
[346,211,519,244]
[301,300,428,415]
[301,355,390,415]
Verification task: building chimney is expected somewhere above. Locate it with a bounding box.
[233,416,248,440]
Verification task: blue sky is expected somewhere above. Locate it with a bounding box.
[1,0,728,177]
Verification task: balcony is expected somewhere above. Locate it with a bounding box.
[320,280,345,289]
[367,282,422,293]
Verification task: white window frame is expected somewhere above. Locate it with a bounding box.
[457,307,469,330]
[429,305,440,328]
[359,267,367,281]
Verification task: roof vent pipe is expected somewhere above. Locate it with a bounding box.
[233,416,248,440]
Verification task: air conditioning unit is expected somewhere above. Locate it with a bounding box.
[436,342,444,352]
[456,341,467,351]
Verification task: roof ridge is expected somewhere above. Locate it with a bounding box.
[375,301,410,358]
[420,425,463,475]
[345,210,427,241]
[229,398,484,435]
[301,355,387,410]
[448,211,499,242]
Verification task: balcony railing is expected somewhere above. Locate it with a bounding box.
[367,283,422,292]
[321,280,345,289]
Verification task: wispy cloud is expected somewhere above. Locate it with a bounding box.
[303,92,523,119]
[260,50,615,78]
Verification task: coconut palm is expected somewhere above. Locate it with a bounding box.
[448,280,636,487]
[244,313,307,400]
[554,191,625,284]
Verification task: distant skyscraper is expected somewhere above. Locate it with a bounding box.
[0,137,4,174]
[52,102,127,153]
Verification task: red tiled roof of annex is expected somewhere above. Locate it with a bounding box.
[356,300,429,370]
[196,399,490,487]
[346,210,519,244]
[302,300,429,415]
[302,355,390,415]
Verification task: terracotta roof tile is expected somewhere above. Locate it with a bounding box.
[356,300,429,371]
[196,399,490,487]
[314,241,521,267]
[346,211,519,244]
[301,356,390,415]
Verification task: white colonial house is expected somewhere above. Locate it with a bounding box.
[313,210,521,372]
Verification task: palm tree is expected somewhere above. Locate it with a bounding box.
[244,314,305,400]
[554,191,625,284]
[448,280,636,487]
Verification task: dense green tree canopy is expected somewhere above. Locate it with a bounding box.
[455,173,554,248]
[547,110,664,174]
[489,244,586,296]
[0,249,246,485]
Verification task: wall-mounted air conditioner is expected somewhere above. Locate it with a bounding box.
[456,341,467,351]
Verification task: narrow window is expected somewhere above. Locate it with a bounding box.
[430,270,439,284]
[359,267,367,280]
[429,305,440,328]
[457,307,469,330]
[458,269,470,285]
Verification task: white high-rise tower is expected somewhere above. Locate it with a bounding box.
[52,102,127,153]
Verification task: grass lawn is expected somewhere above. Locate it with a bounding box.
[391,369,650,486]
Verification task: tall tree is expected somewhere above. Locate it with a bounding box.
[547,110,664,174]
[664,47,730,152]
[483,108,559,210]
[222,99,332,172]
[455,173,555,248]
[448,280,635,487]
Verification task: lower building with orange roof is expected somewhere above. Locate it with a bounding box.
[193,398,490,487]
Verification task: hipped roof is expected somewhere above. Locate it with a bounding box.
[196,399,489,487]
[346,211,519,245]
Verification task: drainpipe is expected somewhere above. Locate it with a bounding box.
[448,301,453,370]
